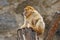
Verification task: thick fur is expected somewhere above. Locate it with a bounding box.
[21,6,45,35]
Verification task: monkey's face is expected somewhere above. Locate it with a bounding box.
[24,6,34,17]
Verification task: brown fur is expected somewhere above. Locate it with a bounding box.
[21,6,45,35]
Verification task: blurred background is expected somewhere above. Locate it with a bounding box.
[0,0,60,40]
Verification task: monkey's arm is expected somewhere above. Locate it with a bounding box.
[20,16,27,29]
[36,19,45,34]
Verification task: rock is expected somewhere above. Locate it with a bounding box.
[0,5,24,35]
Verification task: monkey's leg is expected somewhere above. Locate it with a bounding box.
[30,25,44,35]
[31,18,45,35]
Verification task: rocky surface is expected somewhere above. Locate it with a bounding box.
[0,0,60,40]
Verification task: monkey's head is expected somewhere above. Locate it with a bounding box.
[24,6,35,17]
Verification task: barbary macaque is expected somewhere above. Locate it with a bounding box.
[20,6,45,35]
